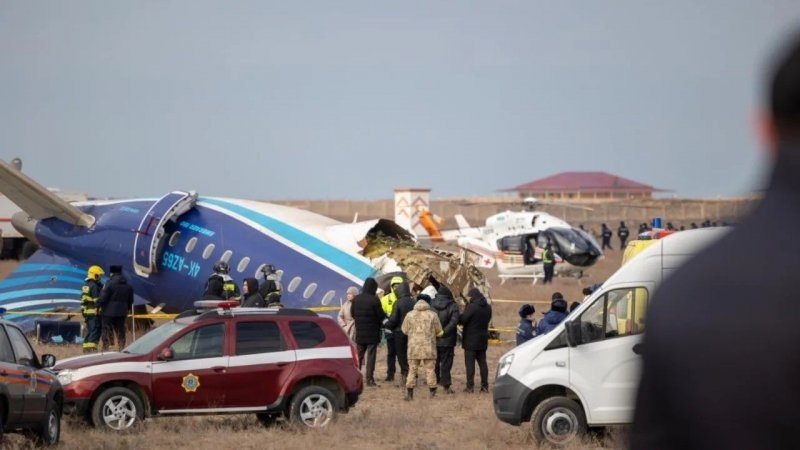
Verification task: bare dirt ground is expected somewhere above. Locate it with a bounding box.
[1,250,628,449]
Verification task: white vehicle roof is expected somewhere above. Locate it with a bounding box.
[603,227,730,289]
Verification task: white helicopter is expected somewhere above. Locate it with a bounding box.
[434,197,603,284]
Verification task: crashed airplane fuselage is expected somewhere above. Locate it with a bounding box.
[0,160,487,330]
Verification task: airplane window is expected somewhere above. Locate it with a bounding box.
[254,264,267,279]
[303,283,318,299]
[185,237,198,253]
[202,243,215,260]
[220,250,232,263]
[321,290,336,306]
[287,276,302,293]
[168,231,181,247]
[237,257,250,273]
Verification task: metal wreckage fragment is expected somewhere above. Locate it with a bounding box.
[362,234,491,307]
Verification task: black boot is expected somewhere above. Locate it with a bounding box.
[444,386,455,394]
[429,387,437,398]
[404,388,414,401]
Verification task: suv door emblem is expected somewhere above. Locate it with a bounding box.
[181,373,200,393]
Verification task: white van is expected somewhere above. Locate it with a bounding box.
[492,228,727,446]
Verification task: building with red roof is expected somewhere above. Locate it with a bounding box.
[501,171,670,201]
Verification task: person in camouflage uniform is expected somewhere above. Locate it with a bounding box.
[401,298,443,400]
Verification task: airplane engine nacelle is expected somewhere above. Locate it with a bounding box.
[541,227,603,267]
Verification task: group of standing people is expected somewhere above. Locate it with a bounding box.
[515,292,573,346]
[600,221,630,250]
[342,276,492,399]
[80,264,134,353]
[201,261,283,308]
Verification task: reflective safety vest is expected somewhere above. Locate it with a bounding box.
[380,276,404,316]
[219,274,241,300]
[223,280,238,299]
[80,279,103,316]
[542,249,554,265]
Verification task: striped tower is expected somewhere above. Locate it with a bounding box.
[393,188,431,237]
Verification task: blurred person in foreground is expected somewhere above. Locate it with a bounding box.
[631,29,800,450]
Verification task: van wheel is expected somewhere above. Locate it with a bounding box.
[531,397,586,446]
[91,386,144,431]
[289,386,336,428]
[33,400,61,446]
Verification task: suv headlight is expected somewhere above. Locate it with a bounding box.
[497,353,514,378]
[56,370,73,386]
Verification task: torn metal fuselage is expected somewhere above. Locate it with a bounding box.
[362,229,490,306]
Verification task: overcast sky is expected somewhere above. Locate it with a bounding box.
[2,1,799,201]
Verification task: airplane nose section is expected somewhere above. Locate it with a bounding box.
[11,211,40,246]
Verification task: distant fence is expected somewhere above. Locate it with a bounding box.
[273,197,760,232]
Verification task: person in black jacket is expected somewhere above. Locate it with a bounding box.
[617,221,630,249]
[98,265,134,352]
[630,30,800,450]
[431,285,460,394]
[459,287,492,393]
[201,276,225,300]
[240,278,266,307]
[350,277,385,386]
[384,281,415,382]
[600,223,613,250]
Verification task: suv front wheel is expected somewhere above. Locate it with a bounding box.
[91,386,144,431]
[33,400,61,446]
[289,386,336,428]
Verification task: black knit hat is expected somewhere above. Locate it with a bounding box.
[518,304,535,318]
[551,298,568,313]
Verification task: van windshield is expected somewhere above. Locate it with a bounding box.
[124,322,188,355]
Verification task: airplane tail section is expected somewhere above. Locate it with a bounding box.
[0,248,149,333]
[0,159,94,227]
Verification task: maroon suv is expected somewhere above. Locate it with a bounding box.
[53,306,362,431]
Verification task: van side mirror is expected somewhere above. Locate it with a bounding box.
[41,354,56,368]
[565,320,582,347]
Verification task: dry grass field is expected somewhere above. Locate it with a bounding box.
[0,250,629,449]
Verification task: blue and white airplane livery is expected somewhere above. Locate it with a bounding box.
[0,160,420,331]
